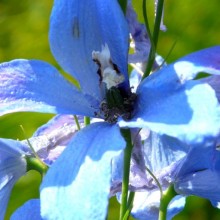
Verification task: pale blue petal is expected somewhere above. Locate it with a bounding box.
[50,0,129,98]
[143,131,189,173]
[130,191,185,220]
[0,139,27,219]
[25,115,82,165]
[130,190,161,219]
[0,59,99,117]
[175,169,220,202]
[167,195,186,220]
[201,75,220,103]
[119,47,220,144]
[126,1,150,64]
[11,199,42,220]
[175,146,220,202]
[40,122,125,220]
[174,145,215,176]
[111,130,188,193]
[33,114,81,137]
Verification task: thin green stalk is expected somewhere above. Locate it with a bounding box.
[158,185,177,220]
[142,0,154,53]
[145,166,163,198]
[122,191,135,220]
[142,0,165,79]
[84,116,90,126]
[74,115,81,130]
[20,125,40,160]
[119,129,133,220]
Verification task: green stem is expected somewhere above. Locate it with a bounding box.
[158,185,177,220]
[20,125,41,160]
[122,191,135,220]
[84,116,90,126]
[25,156,48,177]
[146,166,163,198]
[118,0,127,14]
[74,115,81,130]
[142,0,165,79]
[119,129,133,220]
[142,0,154,53]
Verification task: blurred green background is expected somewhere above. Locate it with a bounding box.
[0,0,220,219]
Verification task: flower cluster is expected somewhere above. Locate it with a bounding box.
[1,0,220,220]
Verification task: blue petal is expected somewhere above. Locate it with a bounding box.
[0,59,99,117]
[201,75,220,103]
[40,122,125,220]
[11,199,42,220]
[143,131,189,173]
[111,130,188,192]
[174,146,220,202]
[175,169,220,202]
[49,0,129,98]
[130,190,161,219]
[33,114,79,137]
[119,47,220,144]
[25,115,82,165]
[174,145,215,176]
[0,139,27,219]
[130,191,185,220]
[167,195,186,220]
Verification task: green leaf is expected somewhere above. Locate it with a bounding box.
[5,170,41,220]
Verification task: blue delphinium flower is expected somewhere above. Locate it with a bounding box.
[1,0,220,219]
[0,114,79,219]
[112,128,220,219]
[174,144,220,208]
[112,129,188,219]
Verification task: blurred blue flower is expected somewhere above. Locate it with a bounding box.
[0,139,27,219]
[0,0,220,219]
[112,129,188,219]
[112,129,220,219]
[174,143,220,208]
[0,114,79,219]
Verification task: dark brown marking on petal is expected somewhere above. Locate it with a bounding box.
[73,17,80,38]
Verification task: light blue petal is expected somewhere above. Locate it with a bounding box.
[143,131,189,173]
[119,47,220,144]
[167,195,186,220]
[0,59,99,117]
[130,190,161,219]
[50,0,129,98]
[175,169,220,202]
[111,130,188,193]
[201,75,220,103]
[130,191,185,220]
[33,114,80,137]
[174,145,215,177]
[11,199,42,220]
[175,146,220,202]
[0,139,27,220]
[40,122,125,220]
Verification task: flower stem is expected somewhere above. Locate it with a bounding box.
[146,166,163,198]
[74,115,81,130]
[158,185,177,220]
[25,156,48,177]
[84,116,90,126]
[119,129,133,220]
[142,0,165,79]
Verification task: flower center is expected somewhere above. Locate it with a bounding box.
[92,44,136,123]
